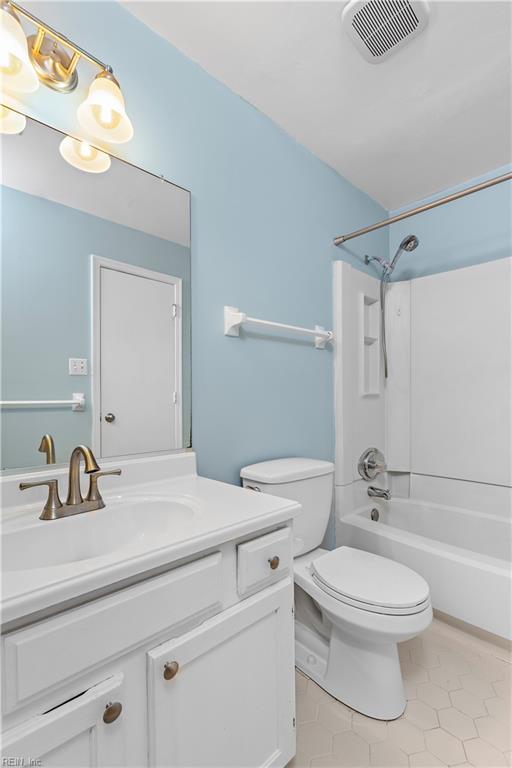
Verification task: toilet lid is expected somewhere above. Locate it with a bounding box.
[311,546,430,610]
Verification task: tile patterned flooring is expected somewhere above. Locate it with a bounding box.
[289,619,511,768]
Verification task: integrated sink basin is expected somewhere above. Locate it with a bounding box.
[2,495,197,572]
[0,456,301,627]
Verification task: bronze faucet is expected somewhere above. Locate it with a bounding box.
[19,445,121,520]
[38,434,56,464]
[66,445,100,505]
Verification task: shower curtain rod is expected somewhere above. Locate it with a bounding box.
[333,171,512,246]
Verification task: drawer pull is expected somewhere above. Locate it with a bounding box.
[163,661,180,680]
[103,701,122,724]
[268,556,280,570]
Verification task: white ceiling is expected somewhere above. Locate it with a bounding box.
[1,117,190,247]
[124,0,512,210]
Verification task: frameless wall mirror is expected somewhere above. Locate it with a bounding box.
[1,115,191,471]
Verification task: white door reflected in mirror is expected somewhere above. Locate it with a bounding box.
[95,258,182,458]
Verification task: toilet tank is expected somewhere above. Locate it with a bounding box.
[240,458,334,556]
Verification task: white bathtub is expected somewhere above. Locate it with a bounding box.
[338,497,512,640]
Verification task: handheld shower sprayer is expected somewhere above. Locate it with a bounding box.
[365,234,419,277]
[364,235,419,378]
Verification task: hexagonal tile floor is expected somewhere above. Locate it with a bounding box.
[288,618,511,767]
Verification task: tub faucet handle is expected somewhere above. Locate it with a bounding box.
[358,448,387,481]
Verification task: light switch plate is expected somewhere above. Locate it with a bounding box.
[69,358,88,376]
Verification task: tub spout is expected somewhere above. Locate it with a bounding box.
[368,486,391,501]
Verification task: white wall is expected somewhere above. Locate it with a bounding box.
[411,258,512,487]
[385,282,411,473]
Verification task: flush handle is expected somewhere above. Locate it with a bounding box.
[104,413,116,423]
[103,701,122,724]
[268,556,280,570]
[163,661,179,680]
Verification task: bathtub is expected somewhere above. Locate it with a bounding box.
[338,497,512,640]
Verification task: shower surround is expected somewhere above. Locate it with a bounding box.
[334,257,512,640]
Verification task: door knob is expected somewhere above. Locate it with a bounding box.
[104,413,116,423]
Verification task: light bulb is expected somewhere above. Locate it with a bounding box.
[0,104,25,133]
[77,141,93,159]
[0,47,10,69]
[77,70,133,144]
[59,136,111,174]
[98,105,114,128]
[0,4,39,93]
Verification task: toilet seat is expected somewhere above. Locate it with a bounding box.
[311,546,430,616]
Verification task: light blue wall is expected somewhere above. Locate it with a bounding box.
[1,186,191,469]
[16,1,387,485]
[6,4,511,486]
[387,165,512,282]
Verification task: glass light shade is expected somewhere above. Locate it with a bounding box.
[0,104,25,133]
[77,75,133,144]
[0,6,39,93]
[59,136,111,174]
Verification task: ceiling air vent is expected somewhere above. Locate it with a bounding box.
[342,0,429,63]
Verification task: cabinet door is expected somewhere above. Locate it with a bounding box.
[2,675,126,767]
[147,580,295,768]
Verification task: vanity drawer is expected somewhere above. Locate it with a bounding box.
[237,527,292,596]
[3,553,223,712]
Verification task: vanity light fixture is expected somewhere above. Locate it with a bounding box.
[59,135,111,174]
[0,0,39,92]
[77,69,133,144]
[0,103,25,133]
[1,1,134,144]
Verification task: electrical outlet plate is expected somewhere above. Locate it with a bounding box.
[69,358,88,376]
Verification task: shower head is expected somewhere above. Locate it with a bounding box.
[364,234,419,277]
[399,234,419,252]
[388,234,419,273]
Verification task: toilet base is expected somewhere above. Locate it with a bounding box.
[295,619,406,720]
[293,550,432,720]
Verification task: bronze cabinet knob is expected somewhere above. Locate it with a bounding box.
[268,556,280,570]
[163,661,179,680]
[103,701,122,724]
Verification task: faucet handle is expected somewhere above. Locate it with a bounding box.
[86,469,122,504]
[19,478,63,520]
[358,448,387,481]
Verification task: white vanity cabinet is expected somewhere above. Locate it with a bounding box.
[1,527,296,768]
[148,580,294,768]
[2,675,127,768]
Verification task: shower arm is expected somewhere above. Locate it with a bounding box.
[365,254,391,273]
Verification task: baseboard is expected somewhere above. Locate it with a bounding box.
[433,609,512,654]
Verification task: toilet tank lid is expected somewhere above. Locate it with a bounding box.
[240,458,334,484]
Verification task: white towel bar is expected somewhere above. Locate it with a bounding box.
[0,393,85,411]
[224,306,333,349]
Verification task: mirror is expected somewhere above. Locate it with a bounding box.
[1,116,191,471]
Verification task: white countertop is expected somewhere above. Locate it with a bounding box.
[1,454,300,626]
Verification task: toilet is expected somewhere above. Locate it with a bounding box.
[240,457,432,720]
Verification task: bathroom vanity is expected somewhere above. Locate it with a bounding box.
[1,453,299,767]
[1,110,298,767]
